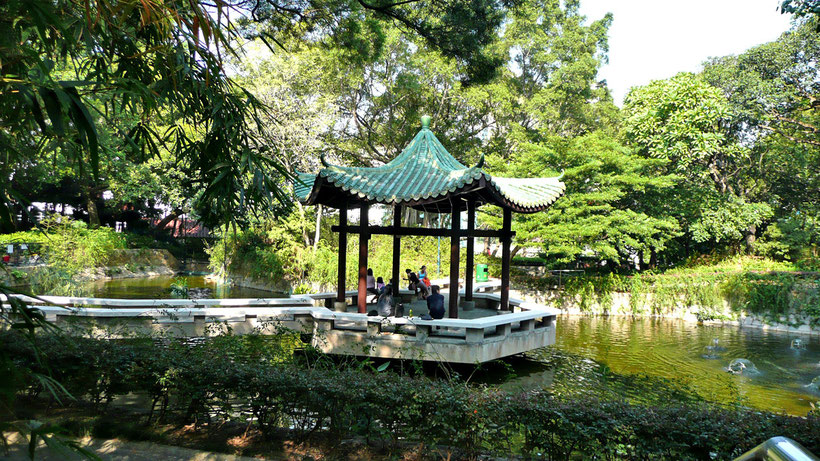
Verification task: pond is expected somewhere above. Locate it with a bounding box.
[77,277,820,415]
[492,315,820,416]
[81,275,284,299]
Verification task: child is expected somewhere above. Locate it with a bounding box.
[419,265,432,288]
[376,276,385,294]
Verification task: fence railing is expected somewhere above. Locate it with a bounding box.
[734,436,819,461]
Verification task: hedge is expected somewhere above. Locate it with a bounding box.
[4,331,819,460]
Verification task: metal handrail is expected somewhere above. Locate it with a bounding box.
[735,437,819,461]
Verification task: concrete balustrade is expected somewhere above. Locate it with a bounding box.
[2,288,557,363]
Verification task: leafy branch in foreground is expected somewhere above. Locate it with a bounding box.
[1,0,293,232]
[0,282,98,459]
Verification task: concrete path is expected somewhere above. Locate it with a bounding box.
[2,432,265,461]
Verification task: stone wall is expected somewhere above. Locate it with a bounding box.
[209,258,292,294]
[509,286,820,336]
[208,273,291,294]
[91,249,179,279]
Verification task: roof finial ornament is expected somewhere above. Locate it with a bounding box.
[421,115,431,129]
[320,153,333,168]
[474,153,485,169]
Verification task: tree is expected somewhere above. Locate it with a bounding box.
[500,0,617,141]
[702,20,820,220]
[484,132,679,265]
[780,0,820,25]
[623,73,774,252]
[240,0,516,85]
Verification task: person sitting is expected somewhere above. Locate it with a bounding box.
[366,268,379,302]
[418,265,431,299]
[426,285,445,319]
[406,268,420,291]
[376,283,397,317]
[406,268,429,299]
[376,276,386,294]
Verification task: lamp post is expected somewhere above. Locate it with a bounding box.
[437,236,441,276]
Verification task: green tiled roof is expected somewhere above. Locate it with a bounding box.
[294,117,565,213]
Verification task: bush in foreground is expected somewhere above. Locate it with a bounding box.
[4,331,819,460]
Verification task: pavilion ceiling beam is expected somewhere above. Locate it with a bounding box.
[330,225,514,239]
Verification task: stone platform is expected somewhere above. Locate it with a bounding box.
[3,285,557,364]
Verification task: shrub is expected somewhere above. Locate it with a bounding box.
[207,227,285,282]
[0,215,126,275]
[4,330,820,459]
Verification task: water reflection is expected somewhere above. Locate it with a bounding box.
[81,275,284,299]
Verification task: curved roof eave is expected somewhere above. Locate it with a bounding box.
[291,117,565,213]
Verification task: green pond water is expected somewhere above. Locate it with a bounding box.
[82,275,284,299]
[85,276,820,415]
[493,316,820,416]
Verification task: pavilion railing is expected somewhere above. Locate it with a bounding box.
[2,291,558,363]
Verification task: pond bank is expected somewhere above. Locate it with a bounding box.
[1,249,179,289]
[510,285,820,336]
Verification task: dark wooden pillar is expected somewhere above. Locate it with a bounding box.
[337,205,347,303]
[392,205,402,291]
[500,207,512,312]
[449,205,461,318]
[357,204,369,314]
[465,200,475,302]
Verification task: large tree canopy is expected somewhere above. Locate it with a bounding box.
[0,0,514,231]
[494,132,680,264]
[623,73,774,250]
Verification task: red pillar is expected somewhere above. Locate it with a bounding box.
[449,205,461,318]
[500,207,512,312]
[357,204,369,314]
[337,204,347,303]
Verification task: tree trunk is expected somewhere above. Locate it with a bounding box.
[295,201,310,247]
[86,195,101,228]
[744,225,757,253]
[511,244,522,259]
[156,209,182,232]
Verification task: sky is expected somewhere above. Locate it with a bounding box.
[577,0,794,105]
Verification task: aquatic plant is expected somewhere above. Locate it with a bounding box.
[169,278,189,298]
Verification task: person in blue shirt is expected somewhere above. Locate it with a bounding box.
[426,285,445,319]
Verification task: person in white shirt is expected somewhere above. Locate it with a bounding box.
[366,268,379,301]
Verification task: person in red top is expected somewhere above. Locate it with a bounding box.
[405,268,429,299]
